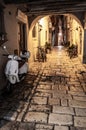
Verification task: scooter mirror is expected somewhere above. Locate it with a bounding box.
[3,46,7,49]
[20,50,30,59]
[27,51,30,58]
[2,45,7,50]
[2,45,9,54]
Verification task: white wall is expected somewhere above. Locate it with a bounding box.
[39,16,50,46]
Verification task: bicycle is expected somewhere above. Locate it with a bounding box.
[36,46,47,62]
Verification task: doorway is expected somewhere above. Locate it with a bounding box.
[18,22,27,52]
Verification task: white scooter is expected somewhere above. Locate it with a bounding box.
[2,46,30,92]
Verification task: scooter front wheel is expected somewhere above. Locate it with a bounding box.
[6,81,12,93]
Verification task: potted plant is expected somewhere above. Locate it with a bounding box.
[45,42,52,53]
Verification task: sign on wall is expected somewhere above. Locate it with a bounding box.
[16,9,27,23]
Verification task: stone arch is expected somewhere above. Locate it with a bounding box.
[29,15,49,31]
[69,13,83,28]
[29,12,84,30]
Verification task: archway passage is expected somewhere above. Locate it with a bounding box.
[29,13,83,62]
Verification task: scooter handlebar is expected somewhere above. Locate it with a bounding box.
[2,54,9,56]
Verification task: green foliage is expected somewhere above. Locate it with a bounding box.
[67,44,78,58]
[64,41,70,47]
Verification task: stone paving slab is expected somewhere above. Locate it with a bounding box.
[54,125,69,130]
[48,98,60,105]
[0,121,35,130]
[75,108,86,116]
[31,96,47,105]
[28,104,51,113]
[68,91,85,96]
[36,88,52,93]
[17,111,25,122]
[49,113,73,125]
[70,127,86,130]
[69,99,86,108]
[3,111,18,121]
[34,91,52,97]
[53,106,75,115]
[61,99,68,106]
[24,112,48,123]
[73,95,86,101]
[70,85,83,92]
[18,122,35,130]
[53,93,72,100]
[37,84,52,90]
[0,120,15,130]
[58,84,69,91]
[35,124,53,130]
[74,116,86,127]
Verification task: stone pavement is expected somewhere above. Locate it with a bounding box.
[0,46,86,130]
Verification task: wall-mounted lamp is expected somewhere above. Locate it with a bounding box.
[76,27,78,31]
[38,24,42,32]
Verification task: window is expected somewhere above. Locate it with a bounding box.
[0,7,7,45]
[45,30,47,41]
[18,22,27,52]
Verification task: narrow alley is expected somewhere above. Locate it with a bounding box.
[0,46,86,130]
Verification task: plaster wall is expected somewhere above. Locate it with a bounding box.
[0,5,18,91]
[28,16,50,64]
[66,15,84,62]
[4,5,19,53]
[0,5,29,91]
[39,16,49,46]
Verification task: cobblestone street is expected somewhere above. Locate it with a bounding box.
[0,46,86,130]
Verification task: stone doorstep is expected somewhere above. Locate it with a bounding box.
[3,111,18,121]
